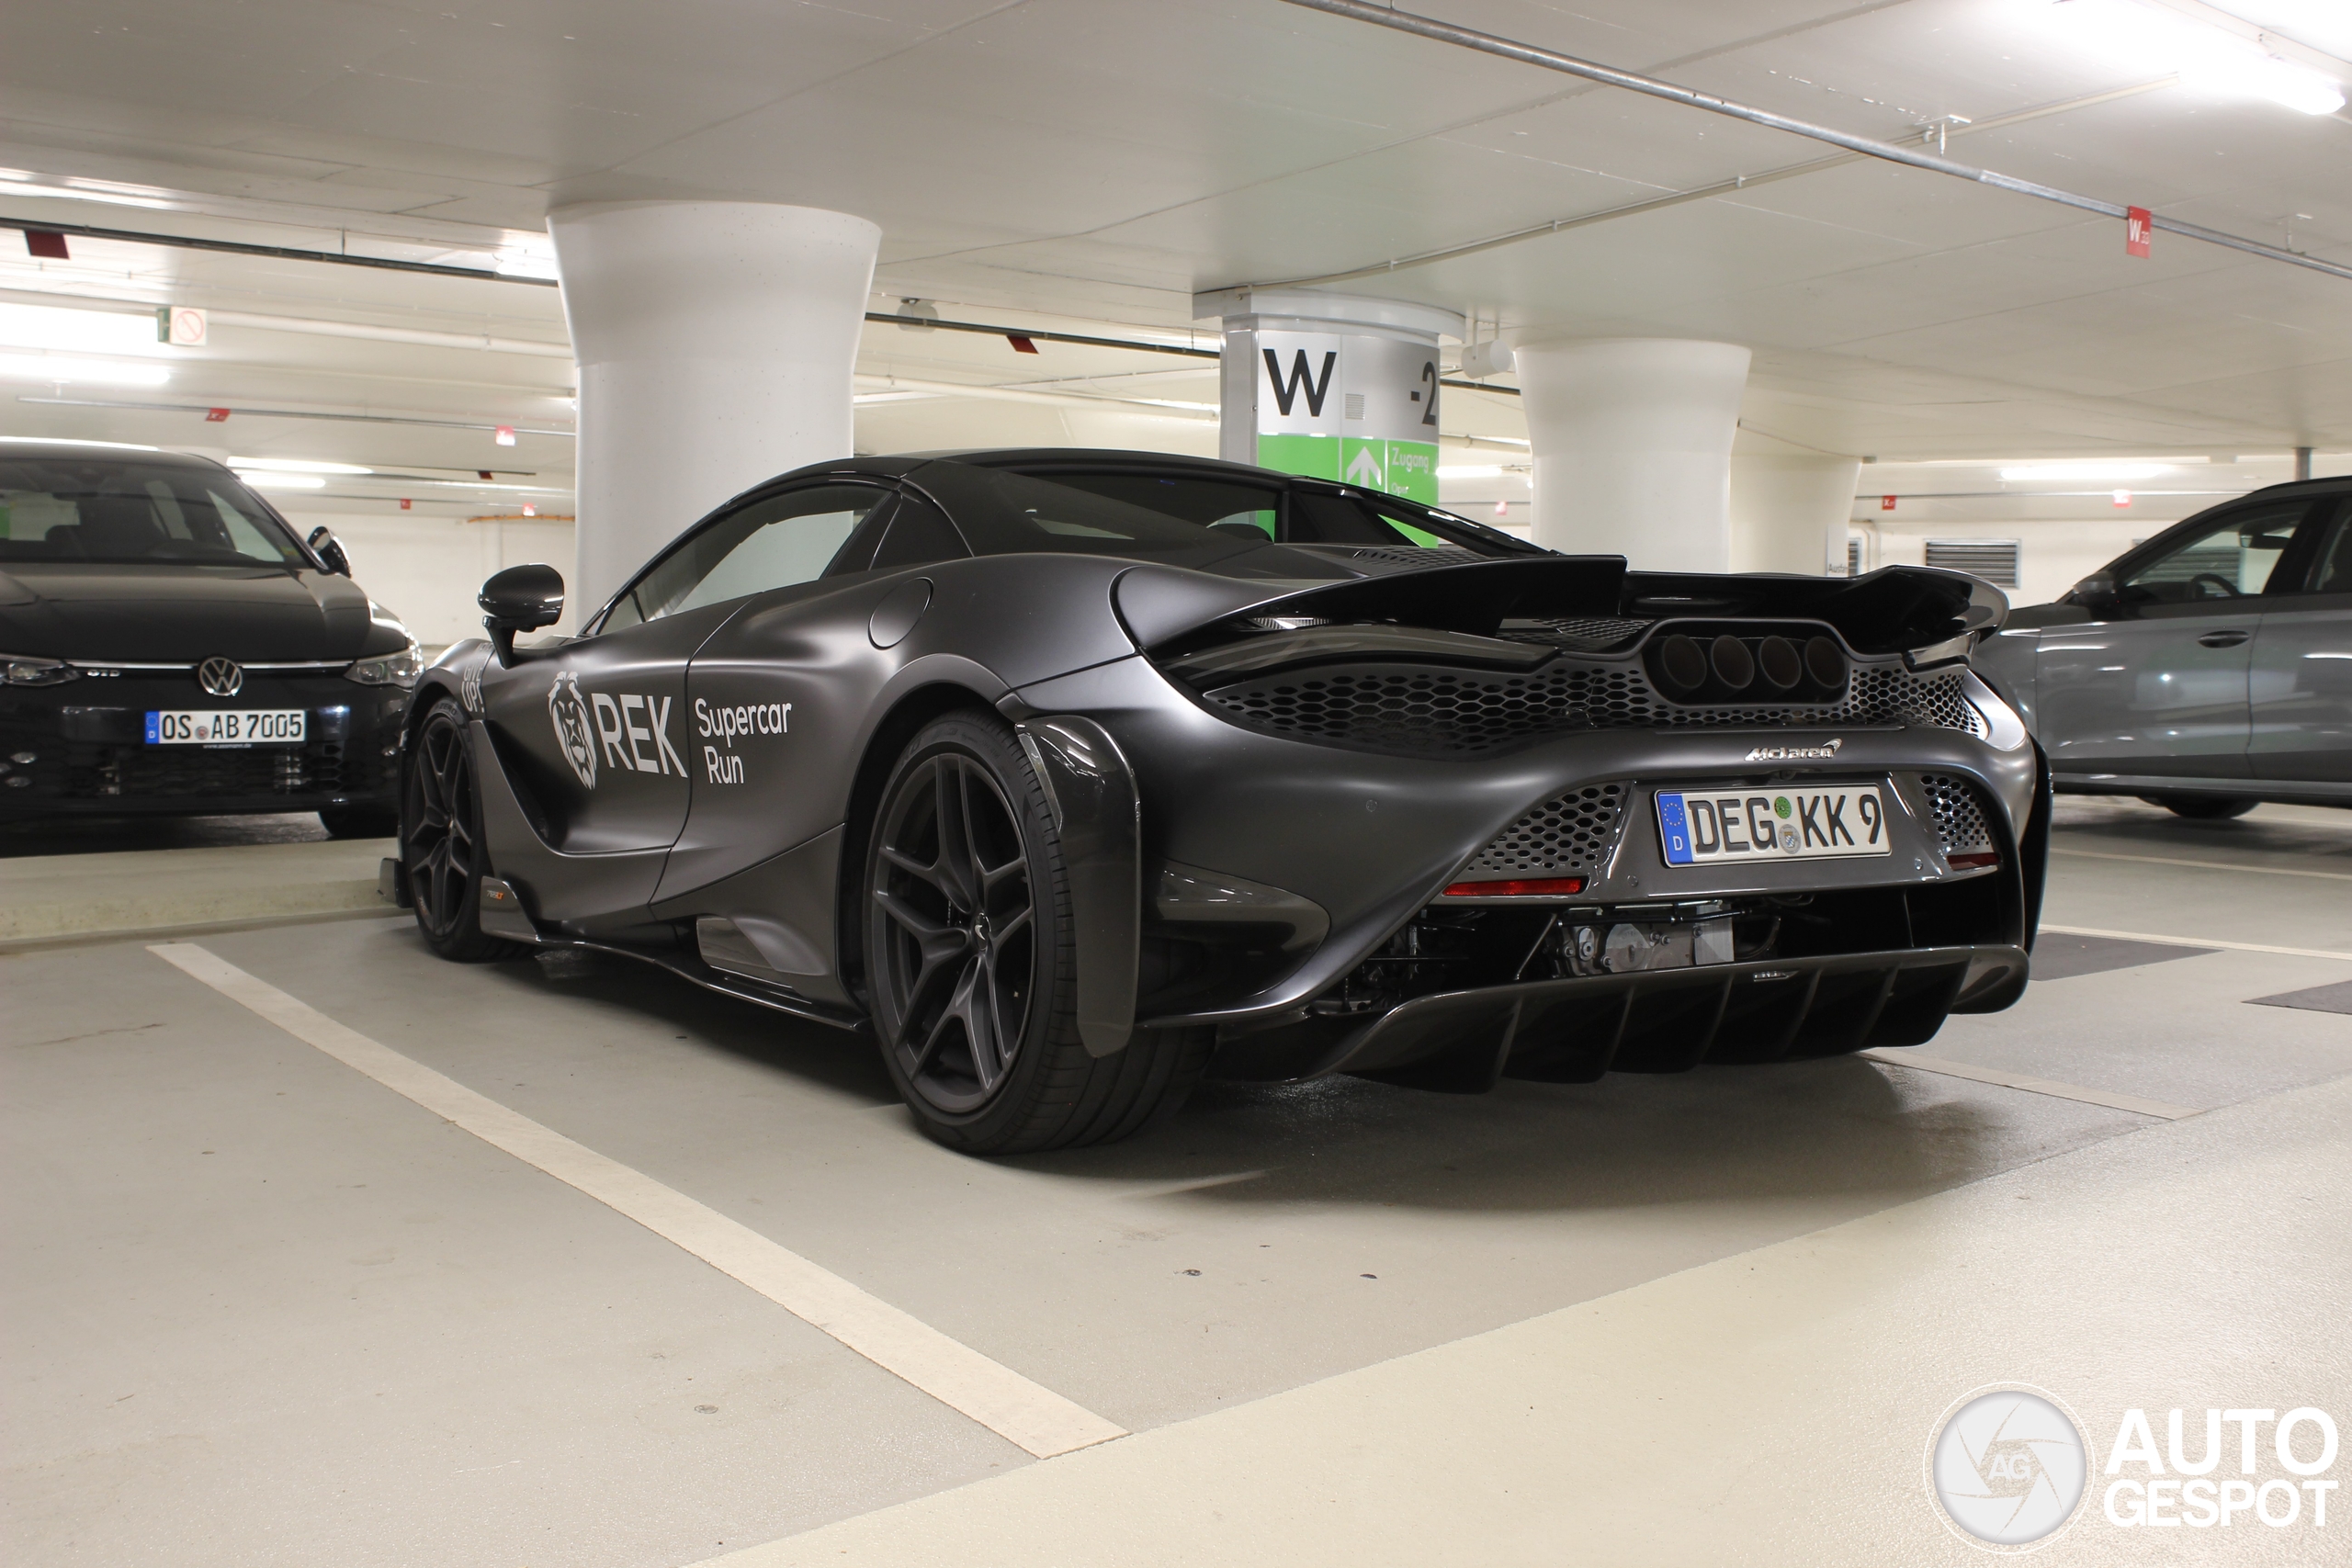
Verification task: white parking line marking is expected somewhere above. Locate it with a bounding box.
[1859,1050,2203,1121]
[2041,924,2352,963]
[148,942,1125,1461]
[2051,847,2352,881]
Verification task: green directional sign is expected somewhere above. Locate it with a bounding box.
[1258,434,1438,504]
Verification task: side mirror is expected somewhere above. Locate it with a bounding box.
[2068,571,2119,609]
[307,525,352,577]
[479,562,564,665]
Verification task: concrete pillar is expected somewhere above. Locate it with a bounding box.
[1194,288,1462,506]
[548,200,881,606]
[1513,339,1750,570]
[1729,454,1864,576]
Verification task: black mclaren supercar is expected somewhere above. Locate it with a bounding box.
[395,449,2047,1154]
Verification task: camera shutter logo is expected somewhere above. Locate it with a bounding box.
[547,671,597,788]
[1928,1386,2092,1551]
[198,657,244,697]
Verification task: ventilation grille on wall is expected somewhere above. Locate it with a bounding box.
[1847,536,1863,578]
[1924,538,2020,588]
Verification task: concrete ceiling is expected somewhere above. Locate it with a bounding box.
[1,0,2347,489]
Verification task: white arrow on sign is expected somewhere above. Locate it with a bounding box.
[1344,445,1385,487]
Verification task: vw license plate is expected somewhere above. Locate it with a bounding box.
[146,709,307,746]
[1657,784,1890,865]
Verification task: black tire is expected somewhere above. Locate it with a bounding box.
[318,804,401,839]
[2139,795,2259,820]
[401,696,521,961]
[864,712,1210,1155]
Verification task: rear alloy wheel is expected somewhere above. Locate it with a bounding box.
[864,713,1209,1154]
[402,696,519,961]
[2140,795,2259,821]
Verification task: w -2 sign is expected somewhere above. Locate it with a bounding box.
[1250,329,1439,504]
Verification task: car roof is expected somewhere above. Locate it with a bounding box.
[900,447,1298,484]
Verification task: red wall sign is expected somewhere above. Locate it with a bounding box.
[2126,207,2153,258]
[1881,494,1897,512]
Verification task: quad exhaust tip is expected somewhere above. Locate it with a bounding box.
[1652,631,1848,702]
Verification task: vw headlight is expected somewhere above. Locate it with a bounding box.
[2,653,80,687]
[344,641,423,688]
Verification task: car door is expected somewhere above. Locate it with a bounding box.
[660,486,972,901]
[2035,499,2308,782]
[2248,497,2352,785]
[476,481,895,921]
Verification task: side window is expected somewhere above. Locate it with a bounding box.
[624,484,892,624]
[869,492,970,572]
[2119,502,2307,606]
[2295,504,2352,596]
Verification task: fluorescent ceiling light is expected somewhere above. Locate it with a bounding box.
[1999,461,2175,481]
[0,353,171,387]
[492,249,560,280]
[0,435,160,449]
[229,457,375,475]
[0,303,173,358]
[1438,465,1507,479]
[0,168,179,210]
[2035,0,2346,114]
[237,472,328,489]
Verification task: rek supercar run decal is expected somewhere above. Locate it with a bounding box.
[695,697,790,784]
[546,671,690,789]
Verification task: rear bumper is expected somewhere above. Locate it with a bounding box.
[1283,943,2029,1092]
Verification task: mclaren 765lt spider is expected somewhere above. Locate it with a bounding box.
[391,449,2047,1154]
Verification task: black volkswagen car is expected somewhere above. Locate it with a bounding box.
[0,439,416,834]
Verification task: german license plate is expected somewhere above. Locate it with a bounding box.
[145,709,307,746]
[1656,784,1890,865]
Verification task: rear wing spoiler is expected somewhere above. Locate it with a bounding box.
[1114,557,2005,658]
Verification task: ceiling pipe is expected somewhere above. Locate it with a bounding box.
[1276,0,2352,284]
[1263,78,2182,290]
[17,393,575,436]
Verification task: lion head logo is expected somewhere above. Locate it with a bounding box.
[547,671,597,789]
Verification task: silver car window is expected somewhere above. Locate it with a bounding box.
[2301,506,2352,595]
[2120,502,2306,604]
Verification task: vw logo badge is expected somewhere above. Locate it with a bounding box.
[198,657,245,697]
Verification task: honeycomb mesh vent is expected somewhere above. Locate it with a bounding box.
[1201,660,1980,756]
[1340,544,1490,569]
[1464,784,1626,874]
[1498,615,1655,650]
[1917,773,1993,854]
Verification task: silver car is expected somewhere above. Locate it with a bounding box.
[1974,477,2351,818]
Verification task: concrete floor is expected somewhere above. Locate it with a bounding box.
[4,797,2347,1565]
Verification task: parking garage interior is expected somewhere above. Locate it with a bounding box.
[3,2,2348,1563]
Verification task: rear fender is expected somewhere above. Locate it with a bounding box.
[1017,716,1140,1058]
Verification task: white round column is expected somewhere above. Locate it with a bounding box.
[549,200,881,607]
[1513,339,1751,571]
[1729,455,1864,575]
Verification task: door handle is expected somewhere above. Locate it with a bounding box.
[2196,629,2251,649]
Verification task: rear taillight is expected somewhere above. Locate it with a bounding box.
[1442,876,1586,898]
[1946,852,1999,870]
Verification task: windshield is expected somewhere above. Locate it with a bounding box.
[0,458,307,567]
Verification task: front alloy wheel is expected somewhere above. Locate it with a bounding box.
[402,696,514,960]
